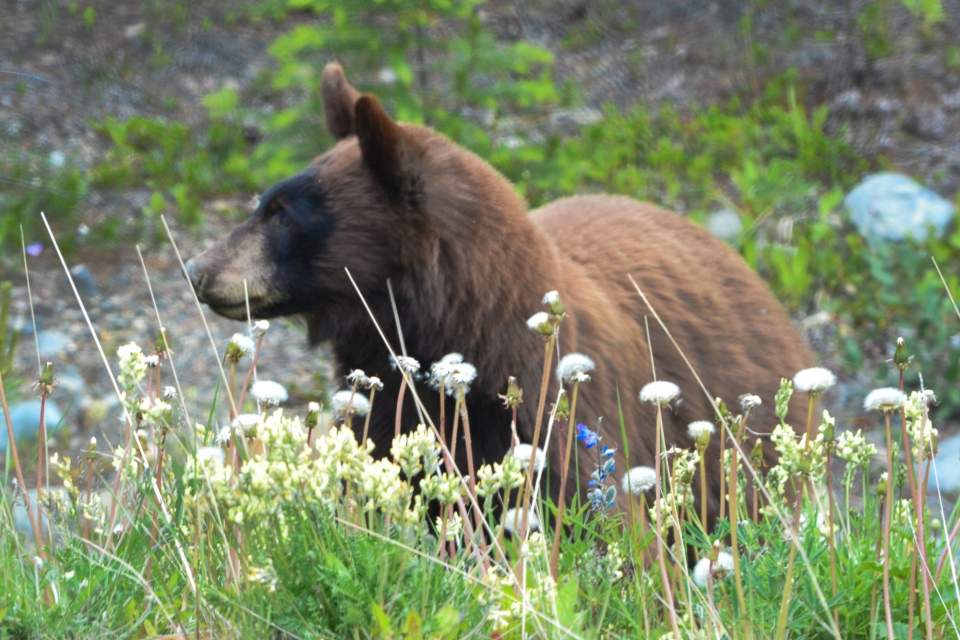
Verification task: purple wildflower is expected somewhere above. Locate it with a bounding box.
[576,423,600,449]
[26,242,43,257]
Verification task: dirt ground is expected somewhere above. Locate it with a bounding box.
[1,0,958,457]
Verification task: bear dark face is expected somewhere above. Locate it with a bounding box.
[185,63,424,339]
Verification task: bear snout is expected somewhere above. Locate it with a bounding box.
[184,257,208,296]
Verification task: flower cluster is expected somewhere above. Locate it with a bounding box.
[390,423,441,477]
[586,445,617,512]
[835,429,877,468]
[117,342,148,391]
[904,390,939,460]
[476,454,524,498]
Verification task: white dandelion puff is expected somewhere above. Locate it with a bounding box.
[556,353,595,384]
[251,380,288,406]
[502,507,540,536]
[621,466,657,495]
[687,420,715,444]
[161,385,176,400]
[792,367,837,394]
[863,387,906,412]
[366,376,384,391]
[509,444,546,473]
[391,355,421,375]
[693,551,735,587]
[231,413,261,436]
[227,333,255,358]
[331,390,371,417]
[346,369,368,386]
[639,381,680,405]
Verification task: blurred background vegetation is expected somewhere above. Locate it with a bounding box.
[1,0,958,417]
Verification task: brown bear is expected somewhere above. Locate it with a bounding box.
[185,62,813,518]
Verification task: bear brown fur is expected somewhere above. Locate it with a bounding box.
[186,62,813,518]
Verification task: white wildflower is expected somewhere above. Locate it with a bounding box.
[144,354,161,368]
[366,376,384,391]
[138,397,172,427]
[792,367,836,394]
[162,385,176,400]
[621,465,657,496]
[331,389,371,417]
[510,443,546,473]
[863,387,906,412]
[391,354,421,375]
[836,429,877,467]
[251,380,288,406]
[693,551,735,587]
[639,380,680,405]
[556,352,595,384]
[116,342,147,389]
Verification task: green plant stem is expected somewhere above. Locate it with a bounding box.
[775,485,803,640]
[0,366,45,557]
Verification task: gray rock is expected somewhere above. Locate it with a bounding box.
[904,104,948,141]
[69,264,99,299]
[36,330,73,359]
[845,173,955,242]
[929,432,960,495]
[55,366,86,405]
[0,399,65,453]
[705,208,743,243]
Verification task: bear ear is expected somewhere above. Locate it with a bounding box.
[355,94,410,197]
[322,62,361,140]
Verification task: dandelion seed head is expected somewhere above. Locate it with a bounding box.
[196,446,225,468]
[739,393,762,411]
[687,420,715,443]
[346,369,368,386]
[863,387,906,412]
[509,444,546,473]
[366,376,384,391]
[307,401,321,414]
[390,355,421,375]
[639,381,680,405]
[621,466,656,495]
[792,367,836,394]
[161,385,176,400]
[502,507,539,536]
[227,333,255,359]
[231,413,261,436]
[693,551,735,587]
[556,353,595,384]
[251,380,288,406]
[331,389,371,417]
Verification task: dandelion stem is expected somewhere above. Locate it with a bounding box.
[549,379,579,579]
[653,404,681,639]
[394,377,408,439]
[729,419,750,636]
[882,411,896,640]
[519,333,556,543]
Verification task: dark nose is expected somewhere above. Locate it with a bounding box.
[184,258,206,292]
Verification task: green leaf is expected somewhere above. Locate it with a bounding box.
[371,602,393,638]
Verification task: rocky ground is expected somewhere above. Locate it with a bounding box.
[1,1,959,493]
